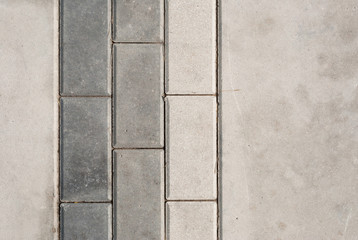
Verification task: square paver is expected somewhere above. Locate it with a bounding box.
[60,203,112,240]
[166,202,217,240]
[166,0,216,94]
[113,0,163,42]
[114,150,164,240]
[113,44,164,148]
[60,0,110,95]
[60,98,111,201]
[166,96,217,200]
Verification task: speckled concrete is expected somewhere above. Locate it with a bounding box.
[0,0,58,239]
[221,0,358,239]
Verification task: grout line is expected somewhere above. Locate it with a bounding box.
[216,0,220,239]
[113,147,164,150]
[60,201,112,204]
[166,199,217,202]
[57,0,62,239]
[165,94,217,97]
[112,41,164,44]
[163,0,167,239]
[60,95,111,98]
[110,0,115,239]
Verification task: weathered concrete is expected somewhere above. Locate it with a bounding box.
[222,0,358,239]
[0,0,58,239]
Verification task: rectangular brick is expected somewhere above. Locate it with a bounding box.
[114,150,164,240]
[60,0,110,95]
[60,98,111,201]
[114,0,163,42]
[166,202,217,240]
[60,203,112,240]
[166,0,216,94]
[166,96,217,200]
[113,44,164,148]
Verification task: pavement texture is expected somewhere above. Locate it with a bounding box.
[1,0,358,239]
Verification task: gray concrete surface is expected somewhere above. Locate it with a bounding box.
[60,0,110,96]
[113,44,164,148]
[60,98,111,202]
[60,203,111,240]
[221,0,358,239]
[0,0,58,239]
[114,150,164,240]
[113,0,163,42]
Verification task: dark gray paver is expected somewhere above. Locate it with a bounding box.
[60,203,112,240]
[60,0,110,95]
[60,98,111,201]
[113,44,164,148]
[113,0,163,42]
[114,150,164,240]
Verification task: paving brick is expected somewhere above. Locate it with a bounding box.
[113,44,164,148]
[166,202,217,240]
[114,150,164,240]
[60,0,110,95]
[60,203,112,240]
[166,0,216,94]
[166,96,217,200]
[60,98,111,201]
[113,0,163,42]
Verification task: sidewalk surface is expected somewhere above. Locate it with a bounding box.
[1,0,358,239]
[0,1,58,239]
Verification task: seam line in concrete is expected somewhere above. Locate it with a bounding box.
[166,94,217,97]
[215,1,220,239]
[112,41,164,44]
[60,95,112,98]
[167,199,217,202]
[163,1,167,239]
[57,0,61,239]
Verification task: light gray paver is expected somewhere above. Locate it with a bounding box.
[114,150,164,239]
[60,203,112,240]
[113,44,164,148]
[113,0,163,42]
[60,0,110,96]
[166,96,217,200]
[60,98,111,201]
[221,0,358,239]
[166,0,216,94]
[166,202,217,240]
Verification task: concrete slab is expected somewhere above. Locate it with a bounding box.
[165,0,216,94]
[60,203,112,240]
[166,96,217,200]
[60,98,111,202]
[60,0,111,96]
[113,0,163,42]
[166,202,217,240]
[114,150,164,240]
[0,0,58,239]
[221,0,358,239]
[113,44,164,148]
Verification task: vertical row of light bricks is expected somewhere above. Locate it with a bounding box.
[60,0,218,239]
